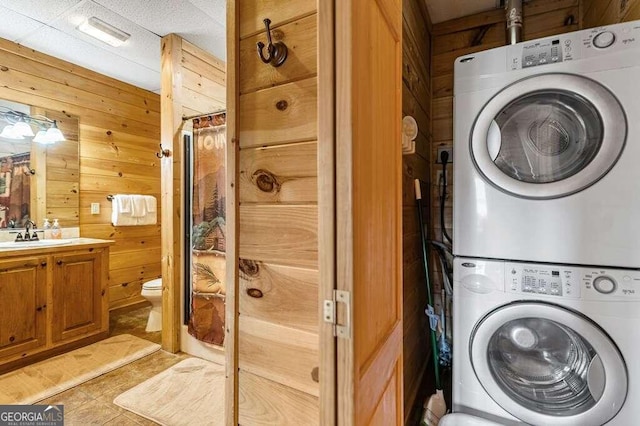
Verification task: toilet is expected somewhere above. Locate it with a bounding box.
[439,413,504,425]
[140,278,162,332]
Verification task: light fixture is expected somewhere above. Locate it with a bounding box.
[13,118,34,137]
[0,108,66,144]
[78,17,130,47]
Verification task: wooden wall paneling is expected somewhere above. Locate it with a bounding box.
[238,315,320,396]
[581,0,640,28]
[239,0,317,38]
[239,262,318,332]
[0,37,162,311]
[236,0,320,423]
[238,204,318,269]
[318,0,337,423]
[226,1,240,424]
[239,14,318,94]
[238,371,319,426]
[238,77,318,148]
[402,0,433,422]
[160,34,183,353]
[239,141,318,203]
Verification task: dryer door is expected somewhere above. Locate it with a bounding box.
[470,302,627,426]
[471,73,626,199]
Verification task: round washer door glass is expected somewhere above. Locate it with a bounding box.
[471,302,627,426]
[471,74,626,199]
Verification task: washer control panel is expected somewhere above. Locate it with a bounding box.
[506,263,579,298]
[505,262,640,301]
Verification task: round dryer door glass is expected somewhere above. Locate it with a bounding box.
[491,91,602,183]
[471,74,627,199]
[471,302,627,426]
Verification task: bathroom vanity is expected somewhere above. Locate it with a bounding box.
[0,238,113,373]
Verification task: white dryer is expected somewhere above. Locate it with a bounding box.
[454,20,640,267]
[453,257,636,425]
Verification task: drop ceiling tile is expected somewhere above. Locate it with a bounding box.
[92,0,226,60]
[48,0,161,73]
[0,5,46,41]
[20,25,160,91]
[0,0,81,24]
[188,0,226,27]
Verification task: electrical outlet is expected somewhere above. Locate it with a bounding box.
[90,203,100,215]
[436,147,453,164]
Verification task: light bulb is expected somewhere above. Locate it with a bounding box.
[13,120,34,137]
[0,125,24,140]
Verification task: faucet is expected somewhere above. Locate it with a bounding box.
[14,220,39,242]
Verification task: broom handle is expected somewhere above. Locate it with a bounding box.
[415,179,441,390]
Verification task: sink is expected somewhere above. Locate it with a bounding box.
[0,239,75,249]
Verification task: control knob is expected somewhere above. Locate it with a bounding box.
[593,31,616,48]
[593,276,617,294]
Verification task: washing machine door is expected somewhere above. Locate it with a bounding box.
[470,302,627,426]
[471,73,626,199]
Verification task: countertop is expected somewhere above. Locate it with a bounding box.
[0,238,114,258]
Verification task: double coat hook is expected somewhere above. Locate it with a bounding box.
[256,18,288,67]
[156,144,171,158]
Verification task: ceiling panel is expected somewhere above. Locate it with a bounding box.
[93,0,226,60]
[188,0,226,27]
[20,25,161,91]
[0,5,45,41]
[427,0,497,24]
[49,0,161,73]
[0,0,81,24]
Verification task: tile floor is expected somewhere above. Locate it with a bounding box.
[38,306,189,425]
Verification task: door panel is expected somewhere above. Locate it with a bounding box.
[336,0,403,424]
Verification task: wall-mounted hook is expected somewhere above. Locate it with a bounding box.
[156,144,171,158]
[256,18,288,67]
[25,168,36,176]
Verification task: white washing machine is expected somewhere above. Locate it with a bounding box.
[453,257,637,425]
[453,20,640,267]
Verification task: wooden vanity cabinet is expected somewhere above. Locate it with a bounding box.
[0,256,48,359]
[0,241,111,373]
[52,251,106,344]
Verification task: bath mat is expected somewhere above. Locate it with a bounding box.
[114,357,225,426]
[0,334,160,405]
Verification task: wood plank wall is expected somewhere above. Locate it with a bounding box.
[430,0,580,289]
[582,0,640,27]
[401,0,432,423]
[0,37,162,311]
[235,1,320,424]
[160,34,225,351]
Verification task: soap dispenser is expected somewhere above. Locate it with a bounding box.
[42,218,51,240]
[51,219,61,240]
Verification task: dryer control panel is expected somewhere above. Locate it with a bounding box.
[508,19,640,71]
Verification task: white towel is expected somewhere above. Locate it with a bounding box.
[144,195,157,213]
[136,209,157,226]
[131,195,147,218]
[111,195,137,226]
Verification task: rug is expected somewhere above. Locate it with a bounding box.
[0,334,160,405]
[113,357,225,426]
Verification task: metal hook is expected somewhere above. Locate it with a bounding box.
[156,144,171,158]
[256,18,288,67]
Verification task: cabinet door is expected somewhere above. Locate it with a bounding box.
[0,256,48,359]
[52,251,104,343]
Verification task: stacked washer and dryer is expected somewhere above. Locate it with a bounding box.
[451,20,640,425]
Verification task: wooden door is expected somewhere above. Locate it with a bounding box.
[52,251,104,343]
[0,256,47,359]
[335,0,404,424]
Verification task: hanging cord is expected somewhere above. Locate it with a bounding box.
[439,150,453,244]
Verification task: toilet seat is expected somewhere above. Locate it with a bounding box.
[142,278,162,290]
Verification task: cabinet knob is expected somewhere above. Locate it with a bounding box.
[41,261,47,267]
[9,336,14,342]
[101,290,106,296]
[56,260,63,266]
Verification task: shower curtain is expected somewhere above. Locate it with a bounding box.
[187,113,226,345]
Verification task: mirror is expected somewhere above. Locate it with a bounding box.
[0,99,79,229]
